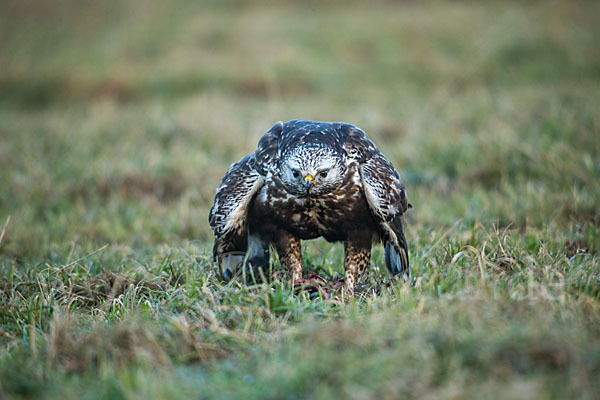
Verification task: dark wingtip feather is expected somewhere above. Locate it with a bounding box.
[384,241,410,277]
[384,214,410,277]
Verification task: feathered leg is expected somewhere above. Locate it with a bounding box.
[343,240,372,294]
[274,233,303,283]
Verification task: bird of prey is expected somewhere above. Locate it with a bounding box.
[209,119,410,294]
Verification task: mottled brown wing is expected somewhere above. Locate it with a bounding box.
[360,153,410,276]
[209,154,265,258]
[360,153,409,221]
[335,123,379,163]
[254,121,284,175]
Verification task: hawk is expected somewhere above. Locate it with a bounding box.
[209,120,410,293]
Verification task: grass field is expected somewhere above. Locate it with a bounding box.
[1,0,599,398]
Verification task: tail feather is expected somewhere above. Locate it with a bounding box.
[383,215,410,278]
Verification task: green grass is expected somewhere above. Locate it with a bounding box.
[1,0,599,398]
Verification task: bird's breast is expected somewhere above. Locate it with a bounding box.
[252,169,376,241]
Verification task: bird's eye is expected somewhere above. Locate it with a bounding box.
[319,170,329,179]
[292,170,300,179]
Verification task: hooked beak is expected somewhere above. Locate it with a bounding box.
[303,174,314,189]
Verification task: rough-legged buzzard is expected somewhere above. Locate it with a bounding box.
[209,119,410,293]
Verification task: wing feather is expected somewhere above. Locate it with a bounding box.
[334,123,379,162]
[255,121,283,175]
[360,153,409,221]
[209,154,264,257]
[360,153,410,276]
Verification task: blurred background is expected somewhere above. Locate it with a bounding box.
[1,2,599,397]
[0,0,598,261]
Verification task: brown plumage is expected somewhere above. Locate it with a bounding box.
[209,119,410,294]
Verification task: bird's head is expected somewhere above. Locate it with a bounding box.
[279,143,346,196]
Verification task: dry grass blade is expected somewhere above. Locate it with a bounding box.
[0,216,10,246]
[62,244,109,269]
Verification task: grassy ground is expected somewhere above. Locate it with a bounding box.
[1,0,599,398]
